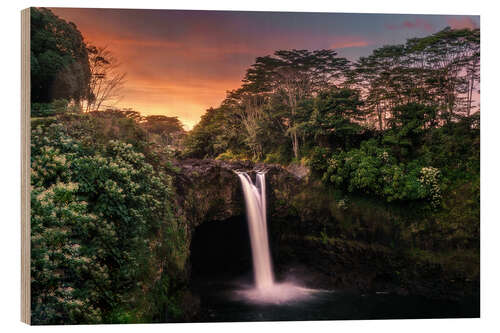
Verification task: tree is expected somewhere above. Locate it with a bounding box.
[406,27,480,121]
[223,89,269,159]
[30,7,91,103]
[305,88,366,149]
[141,115,186,147]
[353,45,408,130]
[241,49,351,158]
[183,107,243,158]
[352,27,480,129]
[462,31,480,117]
[383,103,438,158]
[85,45,127,112]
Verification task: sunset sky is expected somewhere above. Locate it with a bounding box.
[50,8,479,129]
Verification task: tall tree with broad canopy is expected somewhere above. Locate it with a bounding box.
[240,49,351,159]
[305,88,366,149]
[141,115,186,147]
[352,27,480,129]
[30,7,91,103]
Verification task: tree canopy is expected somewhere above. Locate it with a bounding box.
[31,8,91,103]
[184,27,480,164]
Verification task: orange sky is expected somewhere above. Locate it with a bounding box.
[50,8,479,129]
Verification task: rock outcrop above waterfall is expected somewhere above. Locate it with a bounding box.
[171,158,305,228]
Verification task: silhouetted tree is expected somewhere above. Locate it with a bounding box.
[85,45,127,112]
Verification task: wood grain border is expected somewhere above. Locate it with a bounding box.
[21,7,31,325]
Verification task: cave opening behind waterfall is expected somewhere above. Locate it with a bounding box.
[190,216,254,283]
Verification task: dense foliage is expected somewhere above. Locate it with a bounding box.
[30,115,188,324]
[31,8,91,103]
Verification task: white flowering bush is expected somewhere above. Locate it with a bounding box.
[31,182,106,323]
[31,120,187,324]
[419,166,442,208]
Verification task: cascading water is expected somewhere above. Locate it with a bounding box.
[237,172,274,289]
[236,171,319,304]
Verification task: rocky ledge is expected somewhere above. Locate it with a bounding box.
[171,158,304,227]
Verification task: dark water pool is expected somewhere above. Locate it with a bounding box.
[190,276,479,322]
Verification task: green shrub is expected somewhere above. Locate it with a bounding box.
[306,146,331,173]
[263,151,286,164]
[215,150,252,161]
[31,99,71,117]
[30,119,187,324]
[320,139,441,205]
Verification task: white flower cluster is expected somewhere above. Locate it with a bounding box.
[108,140,145,165]
[328,157,338,169]
[379,151,390,163]
[419,166,441,207]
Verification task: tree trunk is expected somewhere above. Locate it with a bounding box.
[292,132,299,159]
[377,104,383,131]
[467,61,477,117]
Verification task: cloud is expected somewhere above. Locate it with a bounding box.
[331,38,370,49]
[446,17,478,29]
[386,18,434,32]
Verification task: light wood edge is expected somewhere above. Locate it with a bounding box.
[21,7,31,325]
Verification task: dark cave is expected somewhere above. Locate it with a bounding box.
[190,216,254,280]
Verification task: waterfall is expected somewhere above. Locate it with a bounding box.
[235,170,318,304]
[237,172,274,289]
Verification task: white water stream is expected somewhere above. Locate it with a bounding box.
[236,171,318,304]
[237,172,274,289]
